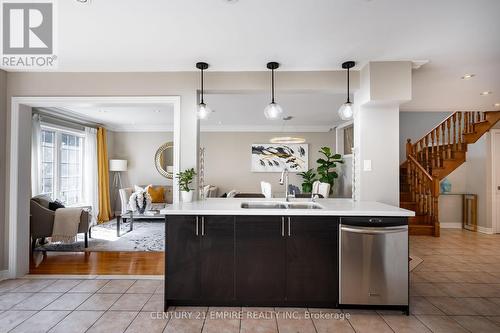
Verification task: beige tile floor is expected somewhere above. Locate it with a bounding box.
[0,229,499,332]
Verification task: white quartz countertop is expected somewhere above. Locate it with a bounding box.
[159,198,415,217]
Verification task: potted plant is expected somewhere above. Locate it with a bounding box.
[316,147,343,194]
[297,169,317,193]
[176,168,197,203]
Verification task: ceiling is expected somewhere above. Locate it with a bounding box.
[202,92,346,131]
[11,0,500,110]
[41,93,345,132]
[45,104,175,131]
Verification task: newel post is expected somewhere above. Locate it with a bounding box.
[406,139,413,158]
[432,177,440,237]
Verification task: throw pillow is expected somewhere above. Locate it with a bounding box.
[148,186,165,203]
[32,194,51,208]
[48,200,65,211]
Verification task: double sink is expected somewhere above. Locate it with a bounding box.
[241,201,323,210]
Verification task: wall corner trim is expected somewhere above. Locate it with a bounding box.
[477,226,494,234]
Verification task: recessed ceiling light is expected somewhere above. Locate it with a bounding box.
[154,110,161,113]
[461,74,475,80]
[480,91,492,96]
[494,103,500,107]
[225,0,239,3]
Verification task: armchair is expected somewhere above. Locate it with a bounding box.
[30,197,92,250]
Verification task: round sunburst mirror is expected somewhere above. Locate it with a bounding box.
[154,142,174,179]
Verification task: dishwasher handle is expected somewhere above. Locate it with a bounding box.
[341,225,408,235]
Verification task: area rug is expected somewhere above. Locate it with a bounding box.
[34,219,165,252]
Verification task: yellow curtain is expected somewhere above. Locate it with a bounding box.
[97,127,112,223]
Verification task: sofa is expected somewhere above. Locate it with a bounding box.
[119,185,173,218]
[30,196,92,250]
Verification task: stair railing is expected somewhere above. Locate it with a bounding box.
[406,143,440,236]
[409,111,486,174]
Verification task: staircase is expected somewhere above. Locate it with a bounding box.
[401,111,500,236]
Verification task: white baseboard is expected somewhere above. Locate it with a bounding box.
[477,226,494,234]
[440,222,462,229]
[0,270,10,281]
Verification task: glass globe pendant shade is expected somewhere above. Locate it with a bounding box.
[197,103,212,120]
[264,102,283,120]
[338,102,354,121]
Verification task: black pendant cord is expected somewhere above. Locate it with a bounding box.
[200,68,204,105]
[271,68,275,104]
[346,67,350,104]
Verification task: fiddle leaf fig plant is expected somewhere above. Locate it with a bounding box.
[176,168,197,192]
[316,147,343,193]
[297,169,317,193]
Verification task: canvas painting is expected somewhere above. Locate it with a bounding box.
[251,144,308,172]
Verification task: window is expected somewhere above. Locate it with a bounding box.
[40,126,84,206]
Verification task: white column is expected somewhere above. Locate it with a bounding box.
[353,61,412,205]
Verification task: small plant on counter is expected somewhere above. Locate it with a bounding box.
[176,168,197,202]
[297,169,317,193]
[316,147,343,193]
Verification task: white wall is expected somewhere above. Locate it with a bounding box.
[200,131,347,197]
[465,135,490,228]
[0,70,6,271]
[353,62,412,206]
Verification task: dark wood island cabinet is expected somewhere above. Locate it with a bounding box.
[165,215,339,308]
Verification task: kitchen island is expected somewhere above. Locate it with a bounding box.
[160,198,414,314]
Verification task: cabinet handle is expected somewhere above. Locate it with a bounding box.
[195,216,199,236]
[281,217,285,237]
[201,216,205,236]
[288,217,291,237]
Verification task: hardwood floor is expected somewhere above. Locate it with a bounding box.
[29,251,164,275]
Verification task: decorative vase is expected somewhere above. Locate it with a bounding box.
[181,190,193,203]
[440,178,452,194]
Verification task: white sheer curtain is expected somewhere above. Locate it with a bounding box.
[31,114,42,196]
[84,127,99,225]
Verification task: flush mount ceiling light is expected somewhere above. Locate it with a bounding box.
[196,62,212,120]
[480,91,492,96]
[338,61,355,121]
[264,62,284,120]
[270,116,306,144]
[461,74,475,80]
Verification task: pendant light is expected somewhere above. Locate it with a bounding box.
[196,62,212,120]
[338,61,355,121]
[264,62,284,120]
[270,116,306,144]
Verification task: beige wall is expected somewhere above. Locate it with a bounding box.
[0,70,6,271]
[200,131,347,197]
[108,131,174,187]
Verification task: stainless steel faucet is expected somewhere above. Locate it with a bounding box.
[279,168,290,202]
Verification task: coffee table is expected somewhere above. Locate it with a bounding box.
[116,210,165,237]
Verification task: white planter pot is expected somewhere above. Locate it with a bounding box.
[181,190,193,203]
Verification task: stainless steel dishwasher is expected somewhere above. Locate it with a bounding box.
[339,217,409,309]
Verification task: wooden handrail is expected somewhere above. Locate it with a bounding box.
[418,111,457,143]
[407,154,432,181]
